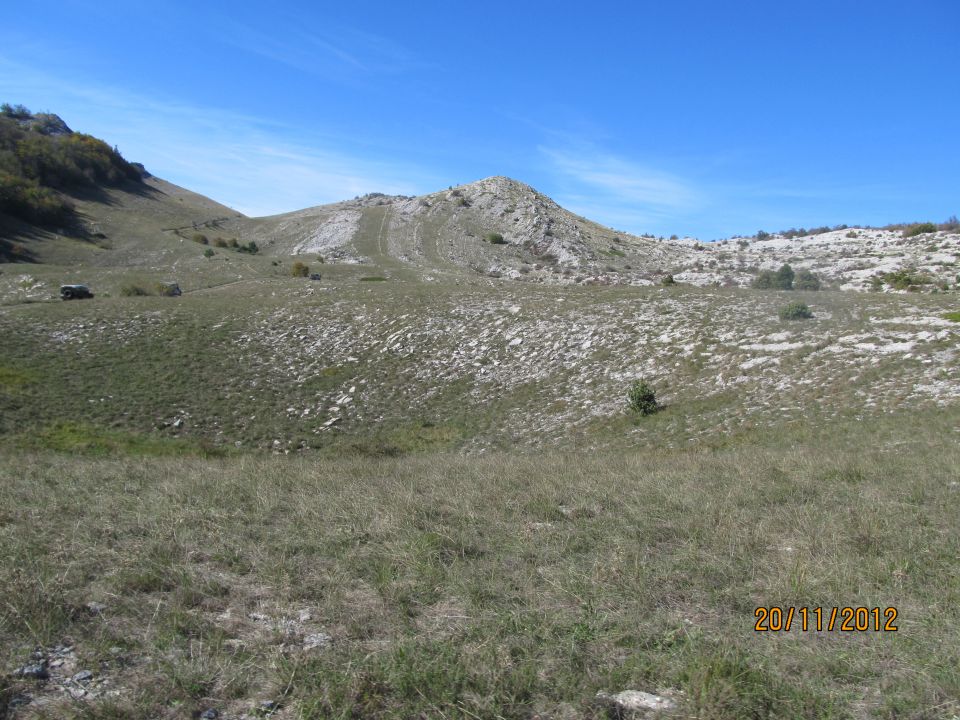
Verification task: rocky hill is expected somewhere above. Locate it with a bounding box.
[215,176,688,282]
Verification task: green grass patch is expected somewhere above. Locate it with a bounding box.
[0,364,36,389]
[16,421,224,457]
[943,311,960,322]
[359,275,388,282]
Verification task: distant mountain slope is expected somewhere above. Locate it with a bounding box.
[2,104,957,293]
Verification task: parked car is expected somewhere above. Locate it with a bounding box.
[60,284,94,300]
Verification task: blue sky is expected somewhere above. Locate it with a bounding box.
[2,1,958,239]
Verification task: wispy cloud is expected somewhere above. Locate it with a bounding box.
[0,57,441,216]
[539,145,701,234]
[219,19,424,79]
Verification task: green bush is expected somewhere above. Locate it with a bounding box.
[486,232,506,244]
[752,264,794,290]
[793,268,821,290]
[203,248,214,258]
[881,268,930,290]
[775,264,794,289]
[661,274,677,286]
[191,232,208,244]
[751,270,776,289]
[903,222,937,238]
[778,302,813,320]
[291,261,309,277]
[120,284,150,297]
[628,379,658,416]
[236,240,258,254]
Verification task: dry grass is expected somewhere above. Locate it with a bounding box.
[2,413,958,718]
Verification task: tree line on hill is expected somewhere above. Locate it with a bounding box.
[0,103,142,227]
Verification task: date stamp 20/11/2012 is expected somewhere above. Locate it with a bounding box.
[754,607,898,632]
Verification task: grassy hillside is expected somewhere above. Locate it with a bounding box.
[2,266,958,457]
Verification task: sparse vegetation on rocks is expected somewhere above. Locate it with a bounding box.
[879,267,931,291]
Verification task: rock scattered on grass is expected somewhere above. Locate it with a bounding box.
[303,632,332,651]
[72,669,93,683]
[14,661,49,680]
[596,689,677,714]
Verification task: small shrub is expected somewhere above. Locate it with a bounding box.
[237,240,258,254]
[778,302,813,320]
[756,230,770,241]
[120,284,150,296]
[213,238,228,248]
[751,270,776,289]
[228,238,239,248]
[939,215,959,232]
[360,276,388,282]
[903,222,937,238]
[661,274,677,286]
[191,232,208,244]
[486,232,506,244]
[845,230,858,238]
[793,268,821,290]
[881,267,930,290]
[291,261,309,277]
[203,248,214,258]
[628,379,658,416]
[942,311,960,323]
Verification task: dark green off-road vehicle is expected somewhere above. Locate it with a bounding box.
[60,284,94,300]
